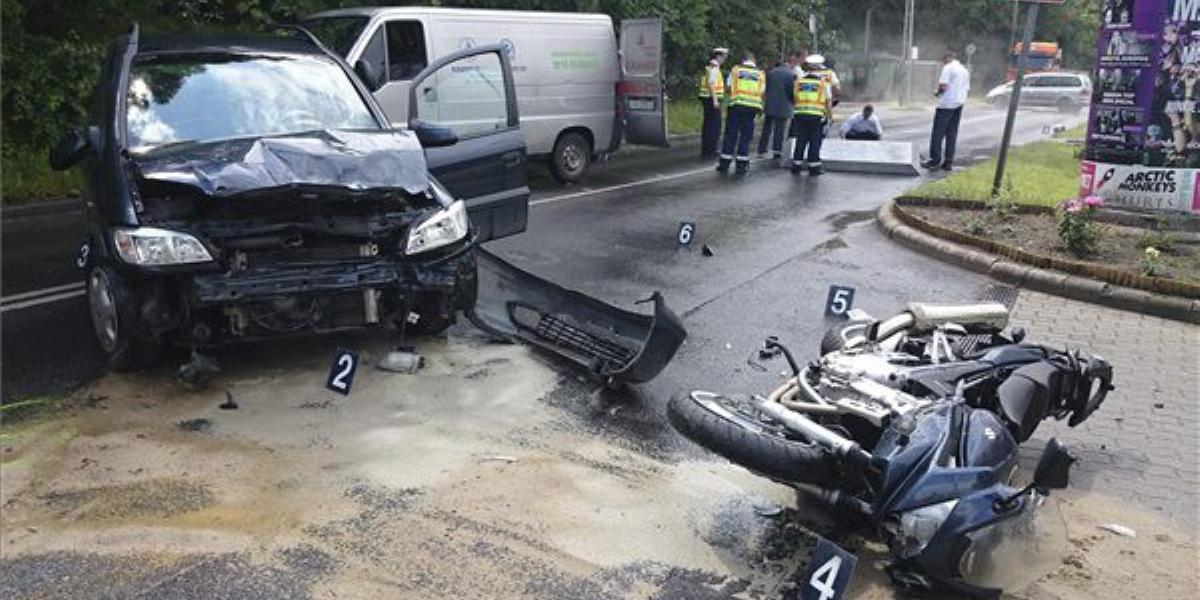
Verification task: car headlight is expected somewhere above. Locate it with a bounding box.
[113,227,213,265]
[405,200,469,254]
[897,499,958,558]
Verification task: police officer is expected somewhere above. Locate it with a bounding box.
[698,47,728,160]
[718,52,765,176]
[803,54,840,139]
[790,61,831,175]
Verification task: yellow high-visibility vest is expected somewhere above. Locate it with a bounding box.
[698,64,725,98]
[727,65,764,109]
[793,76,828,116]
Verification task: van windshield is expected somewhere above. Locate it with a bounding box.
[301,16,368,56]
[125,53,380,152]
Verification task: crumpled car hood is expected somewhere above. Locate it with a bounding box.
[132,129,429,196]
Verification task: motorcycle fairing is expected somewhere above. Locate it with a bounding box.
[469,247,687,384]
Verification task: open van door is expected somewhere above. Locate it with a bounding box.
[407,44,529,242]
[618,18,669,148]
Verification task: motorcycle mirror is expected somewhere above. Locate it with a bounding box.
[1032,438,1075,491]
[1010,326,1027,343]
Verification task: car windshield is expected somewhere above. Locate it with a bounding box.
[300,16,368,56]
[126,53,379,153]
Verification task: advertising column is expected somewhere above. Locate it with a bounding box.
[1082,0,1200,213]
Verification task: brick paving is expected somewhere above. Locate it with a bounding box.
[1008,289,1200,532]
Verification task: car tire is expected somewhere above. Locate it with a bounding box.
[86,265,163,371]
[549,131,592,184]
[819,320,873,355]
[667,390,835,486]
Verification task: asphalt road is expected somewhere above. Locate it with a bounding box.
[0,106,1080,402]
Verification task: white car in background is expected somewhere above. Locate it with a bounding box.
[986,72,1092,112]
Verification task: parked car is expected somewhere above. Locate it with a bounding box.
[50,26,526,370]
[301,7,669,183]
[985,72,1092,112]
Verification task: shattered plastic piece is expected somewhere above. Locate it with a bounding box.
[480,455,519,464]
[219,390,238,410]
[1098,523,1136,538]
[378,350,425,373]
[702,244,715,257]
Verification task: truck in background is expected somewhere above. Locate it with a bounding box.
[302,7,668,184]
[1006,41,1062,81]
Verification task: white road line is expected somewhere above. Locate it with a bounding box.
[0,288,86,313]
[530,165,717,207]
[1,281,85,303]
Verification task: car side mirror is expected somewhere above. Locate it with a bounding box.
[411,119,458,148]
[354,59,383,91]
[49,127,95,170]
[1033,438,1075,491]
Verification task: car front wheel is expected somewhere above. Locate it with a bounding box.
[87,265,162,371]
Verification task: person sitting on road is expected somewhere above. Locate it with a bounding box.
[841,105,883,140]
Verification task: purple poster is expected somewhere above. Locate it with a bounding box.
[1087,1,1200,167]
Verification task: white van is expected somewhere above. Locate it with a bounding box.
[302,7,669,183]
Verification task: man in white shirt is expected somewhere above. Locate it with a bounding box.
[924,51,970,170]
[841,104,883,140]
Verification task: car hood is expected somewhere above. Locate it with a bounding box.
[132,129,429,197]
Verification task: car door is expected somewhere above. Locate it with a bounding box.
[408,45,529,242]
[1026,75,1050,105]
[618,18,668,147]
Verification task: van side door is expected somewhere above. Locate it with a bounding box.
[408,45,529,242]
[618,18,668,147]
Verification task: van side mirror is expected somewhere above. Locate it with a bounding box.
[49,127,95,170]
[1033,438,1075,491]
[411,119,458,148]
[354,59,383,91]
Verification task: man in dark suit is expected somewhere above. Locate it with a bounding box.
[758,53,799,160]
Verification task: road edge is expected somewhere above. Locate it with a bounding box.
[2,198,82,218]
[877,198,1200,324]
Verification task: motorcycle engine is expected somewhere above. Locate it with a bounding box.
[809,350,931,427]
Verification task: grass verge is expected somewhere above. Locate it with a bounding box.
[667,97,704,135]
[908,139,1081,207]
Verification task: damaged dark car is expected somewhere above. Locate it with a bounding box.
[51,28,530,370]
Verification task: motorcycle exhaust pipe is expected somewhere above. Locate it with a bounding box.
[794,482,873,518]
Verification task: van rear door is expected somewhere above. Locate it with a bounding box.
[407,45,529,243]
[618,18,668,148]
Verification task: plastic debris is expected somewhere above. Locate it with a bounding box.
[1098,523,1137,538]
[219,390,238,410]
[753,500,783,517]
[379,349,424,373]
[702,244,715,257]
[480,455,518,464]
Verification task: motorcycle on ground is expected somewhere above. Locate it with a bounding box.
[668,302,1113,596]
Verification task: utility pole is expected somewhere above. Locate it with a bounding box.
[864,6,873,56]
[992,2,1040,197]
[901,0,915,106]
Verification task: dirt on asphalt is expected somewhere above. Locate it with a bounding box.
[2,329,1196,599]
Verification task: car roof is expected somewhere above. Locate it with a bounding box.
[137,33,326,57]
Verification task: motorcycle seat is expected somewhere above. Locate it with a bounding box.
[905,302,1009,332]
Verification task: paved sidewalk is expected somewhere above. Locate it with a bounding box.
[1009,290,1199,531]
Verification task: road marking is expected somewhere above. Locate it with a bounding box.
[1,281,85,303]
[531,165,717,207]
[0,287,86,313]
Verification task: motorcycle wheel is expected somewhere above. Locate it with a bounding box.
[819,320,872,355]
[668,391,834,486]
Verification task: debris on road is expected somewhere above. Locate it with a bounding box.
[218,390,238,410]
[479,455,519,464]
[702,244,715,257]
[378,349,424,373]
[1099,523,1137,538]
[176,418,212,432]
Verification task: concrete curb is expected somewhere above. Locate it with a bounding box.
[877,199,1200,324]
[1,198,82,219]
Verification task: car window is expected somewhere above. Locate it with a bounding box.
[359,26,387,88]
[386,20,427,81]
[414,51,509,138]
[125,54,379,152]
[300,16,368,56]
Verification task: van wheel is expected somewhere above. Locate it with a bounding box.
[550,132,591,183]
[87,265,162,371]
